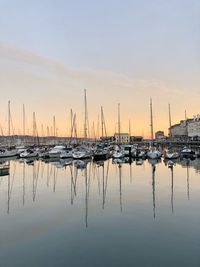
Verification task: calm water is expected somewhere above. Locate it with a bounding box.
[0,157,200,267]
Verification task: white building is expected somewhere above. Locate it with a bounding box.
[170,120,188,137]
[114,133,130,143]
[188,115,200,138]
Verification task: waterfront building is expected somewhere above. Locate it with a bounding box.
[188,115,200,139]
[169,119,192,139]
[170,120,187,137]
[168,118,198,140]
[114,133,130,143]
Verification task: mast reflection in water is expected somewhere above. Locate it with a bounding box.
[0,157,200,266]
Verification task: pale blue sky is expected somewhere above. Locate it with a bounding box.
[0,0,199,85]
[0,0,199,136]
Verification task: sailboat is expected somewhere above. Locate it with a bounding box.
[72,147,92,159]
[147,99,162,159]
[164,104,179,160]
[113,103,125,159]
[93,107,109,160]
[164,151,179,160]
[181,146,195,158]
[112,145,125,159]
[0,101,18,158]
[20,148,39,158]
[72,90,92,160]
[0,149,18,158]
[48,145,66,158]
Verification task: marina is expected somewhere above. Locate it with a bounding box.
[1,1,199,266]
[0,156,200,266]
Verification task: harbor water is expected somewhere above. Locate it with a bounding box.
[0,158,200,266]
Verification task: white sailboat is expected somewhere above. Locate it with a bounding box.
[72,147,92,159]
[112,104,125,159]
[164,151,179,159]
[48,145,66,158]
[20,149,38,158]
[0,101,18,158]
[112,147,126,158]
[147,99,162,160]
[60,147,73,158]
[147,149,162,159]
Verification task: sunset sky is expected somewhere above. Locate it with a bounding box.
[0,0,199,137]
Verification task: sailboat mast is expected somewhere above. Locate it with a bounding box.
[8,100,11,137]
[97,114,99,140]
[70,109,73,139]
[101,106,104,139]
[129,119,131,136]
[33,112,37,144]
[53,115,56,144]
[92,121,96,140]
[103,107,107,137]
[84,89,88,140]
[33,112,35,138]
[23,104,25,136]
[168,103,172,137]
[118,103,121,144]
[53,116,56,137]
[150,98,154,141]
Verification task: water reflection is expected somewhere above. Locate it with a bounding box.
[151,163,156,219]
[186,160,190,200]
[169,164,174,214]
[7,162,16,214]
[23,162,25,205]
[1,157,200,227]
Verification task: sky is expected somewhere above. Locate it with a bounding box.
[0,0,199,137]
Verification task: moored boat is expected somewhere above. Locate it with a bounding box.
[72,147,92,159]
[20,149,38,158]
[112,146,125,159]
[48,145,66,158]
[147,149,162,159]
[181,147,195,158]
[164,151,179,160]
[60,147,73,159]
[0,149,18,158]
